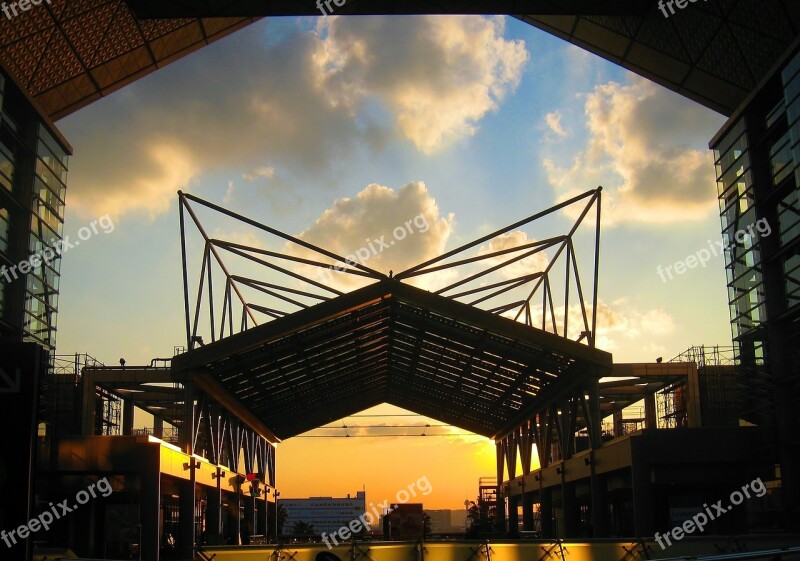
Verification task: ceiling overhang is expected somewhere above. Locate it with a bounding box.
[1,1,797,121]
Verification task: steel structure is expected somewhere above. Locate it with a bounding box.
[172,188,613,540]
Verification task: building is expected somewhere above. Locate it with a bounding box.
[499,351,783,538]
[0,62,70,353]
[426,509,451,533]
[383,504,425,541]
[710,39,800,524]
[281,492,367,537]
[0,60,70,561]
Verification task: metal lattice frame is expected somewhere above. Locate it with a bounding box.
[0,0,258,120]
[173,188,611,442]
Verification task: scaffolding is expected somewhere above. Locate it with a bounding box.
[669,345,739,427]
[48,353,121,436]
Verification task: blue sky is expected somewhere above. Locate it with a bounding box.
[49,15,734,507]
[55,15,729,365]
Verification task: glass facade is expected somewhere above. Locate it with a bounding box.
[0,66,69,353]
[712,47,800,425]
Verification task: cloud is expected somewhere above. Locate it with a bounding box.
[544,110,567,139]
[243,167,275,182]
[542,77,725,226]
[312,15,529,154]
[60,16,528,219]
[476,231,549,280]
[292,181,455,291]
[65,141,196,220]
[510,298,675,356]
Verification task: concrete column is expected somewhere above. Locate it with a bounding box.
[613,410,624,438]
[257,497,268,537]
[81,368,97,436]
[140,473,161,561]
[495,441,506,533]
[644,393,657,429]
[561,481,578,538]
[123,398,134,435]
[242,492,254,544]
[207,471,222,541]
[177,472,196,558]
[153,415,164,439]
[540,487,554,538]
[507,495,519,536]
[590,468,609,537]
[522,491,535,531]
[630,445,654,537]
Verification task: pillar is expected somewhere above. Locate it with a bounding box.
[141,473,161,561]
[123,398,134,435]
[522,491,535,531]
[495,441,506,533]
[631,443,654,537]
[540,487,554,538]
[507,495,519,536]
[206,472,222,542]
[242,491,254,544]
[561,481,578,538]
[153,415,164,439]
[590,469,609,537]
[644,393,657,430]
[177,472,196,558]
[613,410,623,438]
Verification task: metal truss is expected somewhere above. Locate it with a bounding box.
[178,187,601,352]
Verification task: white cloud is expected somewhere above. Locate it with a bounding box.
[66,141,196,220]
[243,167,275,182]
[223,180,235,204]
[61,16,528,219]
[542,77,725,226]
[313,16,529,154]
[477,231,549,280]
[293,181,455,291]
[544,110,567,139]
[509,298,675,357]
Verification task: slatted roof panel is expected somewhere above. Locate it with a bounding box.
[2,1,797,120]
[174,279,612,440]
[124,0,800,116]
[0,0,257,120]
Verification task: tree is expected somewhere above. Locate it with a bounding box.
[291,520,316,541]
[422,513,432,539]
[465,501,481,538]
[277,505,288,536]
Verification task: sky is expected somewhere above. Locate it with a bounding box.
[54,15,729,510]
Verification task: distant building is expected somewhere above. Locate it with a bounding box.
[426,509,451,533]
[281,491,366,536]
[383,503,424,540]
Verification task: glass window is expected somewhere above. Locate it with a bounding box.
[0,204,8,253]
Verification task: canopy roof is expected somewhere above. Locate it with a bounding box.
[171,189,611,441]
[172,278,613,440]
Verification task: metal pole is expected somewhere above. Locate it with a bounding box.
[591,187,602,348]
[179,192,192,351]
[274,490,280,542]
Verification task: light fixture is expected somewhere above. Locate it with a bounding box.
[183,459,201,470]
[213,470,226,479]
